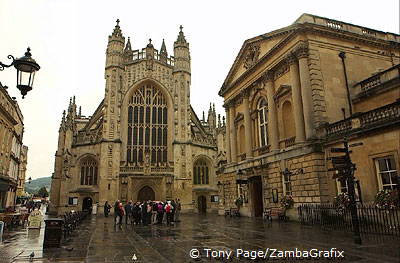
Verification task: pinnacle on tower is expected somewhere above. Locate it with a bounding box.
[202,111,205,122]
[125,37,132,51]
[160,39,167,55]
[112,19,123,38]
[176,25,187,44]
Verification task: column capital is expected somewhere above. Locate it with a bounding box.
[294,42,309,59]
[285,52,297,65]
[263,70,274,82]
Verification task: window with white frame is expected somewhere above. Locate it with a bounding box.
[336,179,361,202]
[283,173,292,196]
[258,99,268,147]
[376,156,398,190]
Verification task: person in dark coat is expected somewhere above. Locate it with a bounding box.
[104,201,111,217]
[124,201,133,224]
[114,200,121,225]
[141,201,148,225]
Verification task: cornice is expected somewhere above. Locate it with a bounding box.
[219,22,399,97]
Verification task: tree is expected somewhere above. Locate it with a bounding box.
[37,187,49,198]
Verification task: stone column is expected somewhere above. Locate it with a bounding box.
[296,43,315,140]
[225,106,231,163]
[287,53,306,143]
[264,71,279,150]
[243,91,253,158]
[229,105,237,162]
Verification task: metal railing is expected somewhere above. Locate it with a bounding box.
[298,204,400,236]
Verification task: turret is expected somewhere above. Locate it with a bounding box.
[106,19,125,69]
[207,103,216,129]
[173,25,190,73]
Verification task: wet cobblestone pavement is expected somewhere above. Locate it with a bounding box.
[1,214,399,262]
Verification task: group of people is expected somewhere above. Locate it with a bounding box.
[104,199,181,226]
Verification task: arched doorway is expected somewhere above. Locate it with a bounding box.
[198,195,207,214]
[137,186,155,201]
[82,197,92,211]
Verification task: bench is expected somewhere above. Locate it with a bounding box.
[263,208,287,222]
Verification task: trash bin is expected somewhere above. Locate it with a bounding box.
[43,217,64,248]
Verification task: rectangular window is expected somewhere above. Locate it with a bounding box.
[283,173,292,196]
[68,197,78,205]
[376,156,398,190]
[211,195,219,202]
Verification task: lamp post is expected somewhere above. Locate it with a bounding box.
[217,181,230,205]
[0,47,40,98]
[27,177,32,184]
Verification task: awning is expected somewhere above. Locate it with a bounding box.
[0,179,9,192]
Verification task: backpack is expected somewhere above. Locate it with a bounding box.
[157,203,163,212]
[165,204,172,213]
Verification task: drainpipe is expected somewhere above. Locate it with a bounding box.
[338,52,353,117]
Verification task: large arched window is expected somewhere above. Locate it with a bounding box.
[193,159,209,185]
[258,98,268,147]
[80,157,98,185]
[127,84,168,166]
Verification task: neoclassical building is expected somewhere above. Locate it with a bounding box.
[218,14,399,217]
[50,21,226,215]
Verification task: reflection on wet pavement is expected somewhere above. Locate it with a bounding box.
[1,213,399,262]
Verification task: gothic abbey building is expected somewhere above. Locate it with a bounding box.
[50,21,226,215]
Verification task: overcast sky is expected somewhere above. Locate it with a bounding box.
[0,0,399,180]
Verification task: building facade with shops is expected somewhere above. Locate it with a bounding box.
[0,86,25,211]
[218,14,400,217]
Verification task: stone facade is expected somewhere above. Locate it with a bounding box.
[0,85,24,211]
[50,21,226,215]
[218,14,400,217]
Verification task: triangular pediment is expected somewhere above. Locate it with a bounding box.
[219,25,296,96]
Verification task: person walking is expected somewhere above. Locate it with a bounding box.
[117,202,125,227]
[171,200,176,223]
[157,202,164,224]
[151,201,158,225]
[124,201,133,224]
[175,199,181,222]
[165,201,174,226]
[104,201,111,217]
[114,200,120,225]
[141,201,148,226]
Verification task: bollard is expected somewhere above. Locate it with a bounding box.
[0,221,4,243]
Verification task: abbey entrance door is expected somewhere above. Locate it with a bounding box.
[137,186,155,201]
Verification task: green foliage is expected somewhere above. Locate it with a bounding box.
[334,192,351,214]
[280,195,294,209]
[37,186,49,198]
[25,176,51,194]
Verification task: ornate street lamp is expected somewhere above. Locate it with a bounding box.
[0,47,40,98]
[27,177,32,184]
